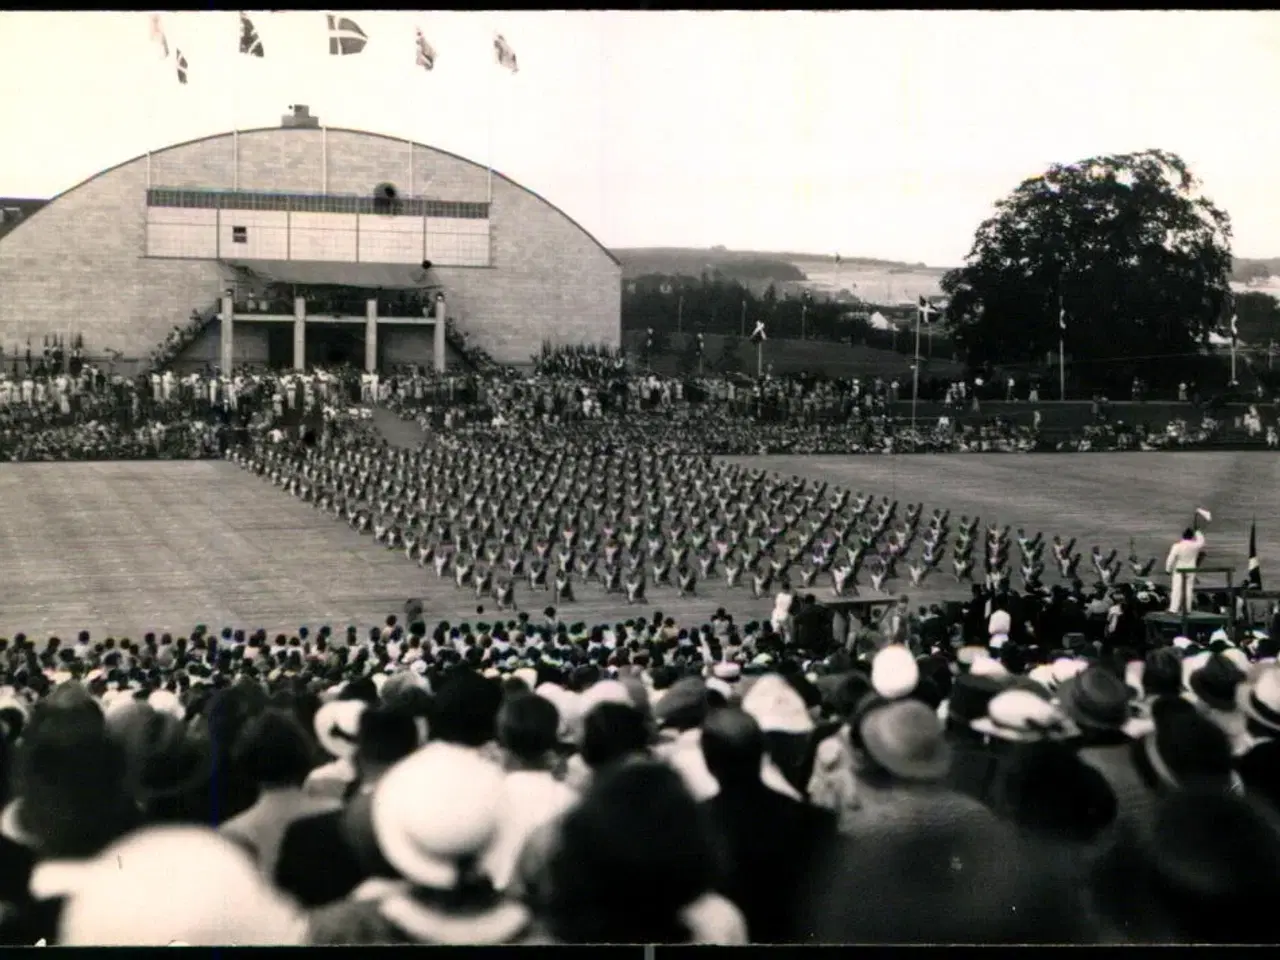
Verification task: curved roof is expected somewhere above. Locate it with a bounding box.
[3,126,620,267]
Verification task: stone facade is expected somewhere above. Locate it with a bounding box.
[0,127,620,366]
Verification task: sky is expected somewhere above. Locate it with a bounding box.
[1,10,1279,267]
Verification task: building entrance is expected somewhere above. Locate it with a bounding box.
[306,323,364,370]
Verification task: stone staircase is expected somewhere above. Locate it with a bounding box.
[147,301,222,374]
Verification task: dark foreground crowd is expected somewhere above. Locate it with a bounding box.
[0,569,1278,944]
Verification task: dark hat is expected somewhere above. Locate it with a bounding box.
[1056,667,1131,732]
[1135,699,1234,793]
[653,677,708,730]
[945,674,1006,729]
[1189,654,1245,712]
[859,699,951,782]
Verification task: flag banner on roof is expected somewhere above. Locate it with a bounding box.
[918,296,935,325]
[750,320,767,343]
[415,27,435,70]
[494,33,518,72]
[240,12,265,57]
[175,48,189,84]
[1247,520,1263,590]
[149,14,169,59]
[328,14,367,56]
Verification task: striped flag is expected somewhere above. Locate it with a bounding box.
[918,296,936,325]
[1248,520,1262,590]
[149,14,169,59]
[415,27,435,70]
[750,320,767,343]
[239,12,264,57]
[494,33,518,73]
[327,14,367,56]
[175,48,189,84]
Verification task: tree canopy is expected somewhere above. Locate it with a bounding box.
[941,150,1234,382]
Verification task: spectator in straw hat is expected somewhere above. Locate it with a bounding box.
[1187,653,1252,757]
[1234,665,1280,812]
[940,673,1008,805]
[39,827,307,946]
[699,708,835,943]
[308,742,537,945]
[304,700,366,803]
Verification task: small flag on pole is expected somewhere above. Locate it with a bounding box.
[696,333,705,356]
[918,296,936,325]
[1196,507,1213,523]
[239,12,264,57]
[175,49,189,83]
[835,252,842,265]
[1247,519,1262,590]
[494,33,518,73]
[1231,313,1239,343]
[327,14,367,56]
[750,320,767,343]
[149,14,169,59]
[414,27,435,70]
[1059,301,1067,332]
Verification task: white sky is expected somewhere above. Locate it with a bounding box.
[1,11,1279,266]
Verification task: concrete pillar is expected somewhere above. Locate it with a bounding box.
[365,298,378,373]
[433,295,446,374]
[219,294,234,373]
[293,297,306,371]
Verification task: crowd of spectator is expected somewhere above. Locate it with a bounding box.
[1,342,1280,943]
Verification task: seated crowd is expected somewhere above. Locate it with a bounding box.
[0,567,1278,944]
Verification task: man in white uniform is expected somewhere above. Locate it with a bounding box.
[1166,511,1209,614]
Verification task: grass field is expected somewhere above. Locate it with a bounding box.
[730,452,1280,595]
[2,453,1276,640]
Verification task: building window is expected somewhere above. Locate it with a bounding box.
[232,226,248,244]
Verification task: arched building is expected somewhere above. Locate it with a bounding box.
[0,105,621,372]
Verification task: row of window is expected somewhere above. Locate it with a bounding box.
[146,188,490,220]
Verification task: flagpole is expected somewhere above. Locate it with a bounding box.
[911,308,921,432]
[1058,293,1066,401]
[487,31,495,206]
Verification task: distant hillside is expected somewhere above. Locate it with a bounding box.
[1235,258,1280,283]
[612,246,950,279]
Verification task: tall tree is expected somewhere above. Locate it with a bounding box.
[942,150,1233,384]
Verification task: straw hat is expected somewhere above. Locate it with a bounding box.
[313,700,367,760]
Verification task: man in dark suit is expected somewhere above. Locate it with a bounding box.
[273,707,417,907]
[699,708,837,943]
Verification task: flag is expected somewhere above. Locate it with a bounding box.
[327,14,367,56]
[414,27,435,70]
[750,320,767,343]
[1247,520,1262,590]
[149,14,169,59]
[494,33,518,73]
[239,12,264,57]
[175,48,189,84]
[1059,301,1067,332]
[1196,507,1213,523]
[1231,313,1239,342]
[696,333,705,356]
[918,296,936,325]
[835,252,842,265]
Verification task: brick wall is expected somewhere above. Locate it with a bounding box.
[0,128,620,365]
